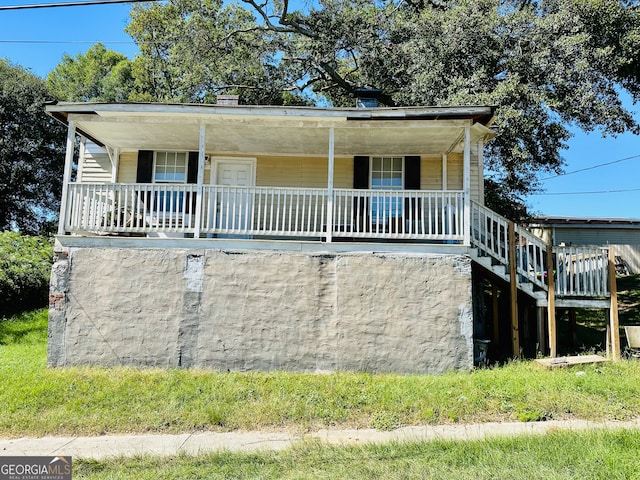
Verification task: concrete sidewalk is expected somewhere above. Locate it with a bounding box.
[2,419,640,460]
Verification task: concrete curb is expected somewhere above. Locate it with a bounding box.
[310,419,640,445]
[2,420,640,460]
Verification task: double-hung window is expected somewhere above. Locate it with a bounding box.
[153,151,187,212]
[154,151,187,183]
[370,156,404,221]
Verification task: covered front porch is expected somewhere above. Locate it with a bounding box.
[48,102,495,244]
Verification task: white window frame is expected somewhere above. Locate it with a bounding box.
[369,156,405,220]
[153,151,189,184]
[369,156,405,190]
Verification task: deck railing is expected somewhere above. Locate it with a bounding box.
[471,202,610,297]
[554,246,610,297]
[64,183,611,298]
[471,201,609,297]
[64,183,197,234]
[514,224,548,290]
[65,183,465,242]
[333,189,464,240]
[200,185,327,237]
[471,201,546,291]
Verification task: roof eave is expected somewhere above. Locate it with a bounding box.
[45,102,497,126]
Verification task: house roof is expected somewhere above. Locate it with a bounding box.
[45,102,496,157]
[532,216,640,229]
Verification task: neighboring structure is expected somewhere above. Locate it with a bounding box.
[531,216,640,274]
[45,100,619,373]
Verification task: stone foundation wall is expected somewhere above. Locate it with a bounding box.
[48,247,474,373]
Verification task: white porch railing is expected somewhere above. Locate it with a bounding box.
[200,185,328,237]
[65,183,465,242]
[333,189,464,240]
[65,183,197,234]
[64,183,611,298]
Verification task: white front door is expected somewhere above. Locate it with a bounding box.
[213,159,255,234]
[217,161,252,188]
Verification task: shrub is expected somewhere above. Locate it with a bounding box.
[0,232,53,316]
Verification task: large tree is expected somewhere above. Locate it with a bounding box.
[237,0,640,218]
[0,60,66,234]
[46,43,136,102]
[50,0,638,219]
[126,0,307,104]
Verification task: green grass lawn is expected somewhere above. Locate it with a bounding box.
[4,308,640,479]
[73,430,640,479]
[2,308,640,438]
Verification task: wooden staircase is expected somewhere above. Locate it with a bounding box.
[469,201,620,359]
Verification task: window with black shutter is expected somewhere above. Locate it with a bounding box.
[352,155,421,232]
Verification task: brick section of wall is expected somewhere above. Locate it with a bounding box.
[48,250,70,366]
[48,247,473,374]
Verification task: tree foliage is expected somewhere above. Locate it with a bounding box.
[0,232,53,316]
[0,59,66,234]
[46,43,135,102]
[47,0,640,219]
[126,0,308,104]
[234,0,640,217]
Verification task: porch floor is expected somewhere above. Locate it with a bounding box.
[55,234,470,255]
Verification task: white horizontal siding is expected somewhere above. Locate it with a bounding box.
[78,141,112,183]
[470,146,481,205]
[117,152,138,183]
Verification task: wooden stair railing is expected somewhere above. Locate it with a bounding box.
[470,200,617,359]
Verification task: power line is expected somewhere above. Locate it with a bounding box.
[0,0,158,10]
[540,153,640,181]
[530,188,640,196]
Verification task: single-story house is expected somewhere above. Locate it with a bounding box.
[45,97,619,373]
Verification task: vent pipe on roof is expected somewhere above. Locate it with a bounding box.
[216,94,240,106]
[354,88,381,108]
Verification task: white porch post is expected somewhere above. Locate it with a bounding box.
[441,153,448,191]
[109,147,120,183]
[463,126,471,246]
[57,120,76,235]
[477,141,484,204]
[326,127,335,242]
[193,123,206,238]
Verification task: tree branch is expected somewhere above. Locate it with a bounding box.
[277,0,318,38]
[402,0,449,12]
[241,0,317,37]
[318,62,356,93]
[221,25,270,47]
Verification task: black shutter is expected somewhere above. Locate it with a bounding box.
[404,156,421,230]
[187,152,198,184]
[136,150,154,183]
[353,156,370,232]
[353,156,369,189]
[186,152,199,213]
[405,155,421,190]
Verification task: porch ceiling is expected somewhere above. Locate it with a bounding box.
[49,103,495,156]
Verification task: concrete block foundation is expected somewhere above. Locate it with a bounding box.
[48,246,474,374]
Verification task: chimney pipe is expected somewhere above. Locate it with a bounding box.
[354,88,381,108]
[216,94,240,106]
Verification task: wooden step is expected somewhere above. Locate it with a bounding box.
[470,249,547,302]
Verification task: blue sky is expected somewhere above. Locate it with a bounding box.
[1,0,639,220]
